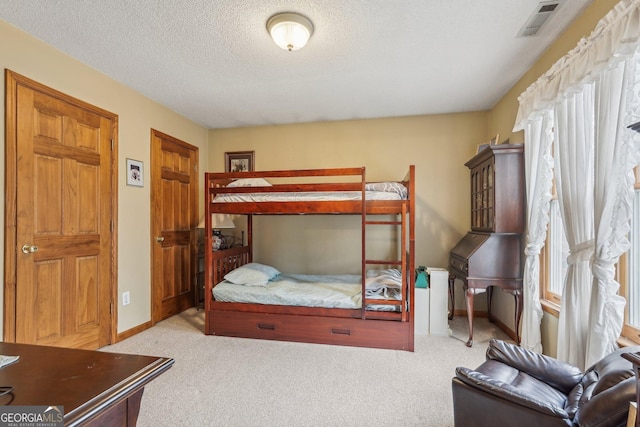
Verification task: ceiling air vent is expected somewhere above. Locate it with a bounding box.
[517,0,563,37]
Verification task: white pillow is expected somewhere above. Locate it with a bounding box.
[224,263,280,287]
[227,178,272,187]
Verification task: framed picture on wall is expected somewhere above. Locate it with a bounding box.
[126,158,144,187]
[476,143,490,154]
[225,151,254,172]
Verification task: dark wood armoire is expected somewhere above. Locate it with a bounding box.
[448,143,525,346]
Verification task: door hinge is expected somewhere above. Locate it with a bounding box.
[111,139,114,150]
[110,303,113,315]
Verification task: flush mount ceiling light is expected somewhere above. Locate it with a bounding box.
[266,12,314,52]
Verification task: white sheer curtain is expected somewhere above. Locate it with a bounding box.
[554,88,596,368]
[587,54,640,367]
[520,110,554,353]
[514,0,640,367]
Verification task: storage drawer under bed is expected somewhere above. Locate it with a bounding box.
[208,309,413,351]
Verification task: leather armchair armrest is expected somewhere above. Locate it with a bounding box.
[574,377,636,427]
[455,367,570,419]
[486,339,583,394]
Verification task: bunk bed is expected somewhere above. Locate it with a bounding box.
[203,166,416,351]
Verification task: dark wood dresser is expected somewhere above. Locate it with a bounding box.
[448,143,525,346]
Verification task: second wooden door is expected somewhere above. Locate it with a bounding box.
[151,129,199,323]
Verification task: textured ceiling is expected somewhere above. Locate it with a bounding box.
[0,0,593,129]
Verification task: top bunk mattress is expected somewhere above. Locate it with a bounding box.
[212,179,408,203]
[214,190,402,203]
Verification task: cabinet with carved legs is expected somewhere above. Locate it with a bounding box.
[448,144,525,347]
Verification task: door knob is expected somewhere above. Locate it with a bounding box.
[21,244,38,254]
[156,236,165,242]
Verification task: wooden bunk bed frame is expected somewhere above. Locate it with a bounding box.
[203,166,416,351]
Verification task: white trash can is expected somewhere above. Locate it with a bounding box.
[427,267,449,336]
[414,287,430,335]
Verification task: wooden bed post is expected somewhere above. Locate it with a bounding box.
[203,174,213,322]
[247,214,253,263]
[360,167,367,320]
[408,165,416,350]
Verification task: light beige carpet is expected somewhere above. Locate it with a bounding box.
[102,309,511,427]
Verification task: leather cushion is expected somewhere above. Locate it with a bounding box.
[486,339,583,394]
[456,362,571,418]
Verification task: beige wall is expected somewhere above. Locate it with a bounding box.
[0,20,209,335]
[209,114,488,276]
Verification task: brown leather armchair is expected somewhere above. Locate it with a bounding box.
[452,339,638,427]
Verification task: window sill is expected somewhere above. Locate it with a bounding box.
[618,336,639,348]
[541,299,560,317]
[542,299,639,347]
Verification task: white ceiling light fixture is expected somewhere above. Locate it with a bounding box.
[267,12,314,52]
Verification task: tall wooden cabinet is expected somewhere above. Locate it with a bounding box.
[448,144,525,346]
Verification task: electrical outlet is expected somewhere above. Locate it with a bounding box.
[122,291,130,306]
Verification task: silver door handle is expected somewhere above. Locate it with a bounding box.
[156,236,165,242]
[21,244,38,254]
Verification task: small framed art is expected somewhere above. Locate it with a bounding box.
[477,133,500,154]
[476,143,490,154]
[126,158,144,187]
[225,151,254,172]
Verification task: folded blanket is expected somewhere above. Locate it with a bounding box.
[364,182,408,199]
[365,269,403,300]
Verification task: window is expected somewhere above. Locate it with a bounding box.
[541,165,638,337]
[544,198,569,306]
[541,173,569,310]
[621,166,640,343]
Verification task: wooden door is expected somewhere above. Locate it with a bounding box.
[151,129,198,323]
[4,71,116,349]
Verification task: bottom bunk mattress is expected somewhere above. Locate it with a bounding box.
[212,265,403,311]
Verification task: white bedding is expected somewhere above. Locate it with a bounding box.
[213,270,403,311]
[215,179,407,202]
[214,190,402,203]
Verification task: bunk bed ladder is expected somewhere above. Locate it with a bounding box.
[361,197,408,321]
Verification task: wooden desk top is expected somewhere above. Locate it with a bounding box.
[0,342,173,426]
